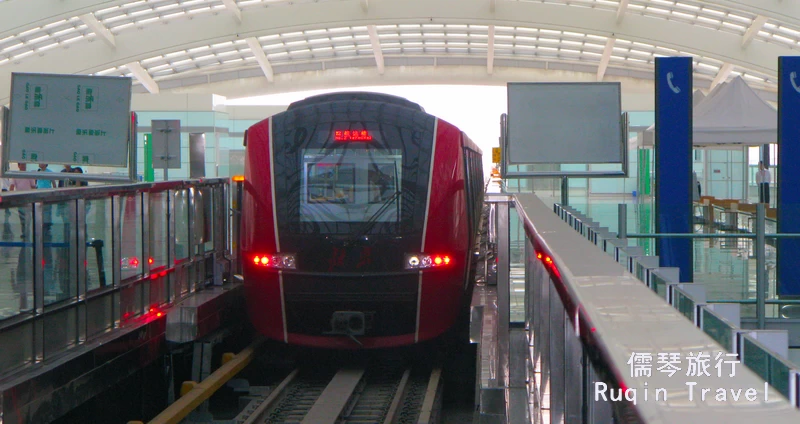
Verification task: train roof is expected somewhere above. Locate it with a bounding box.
[287,92,425,112]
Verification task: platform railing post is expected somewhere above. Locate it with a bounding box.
[756,203,766,329]
[141,192,151,314]
[112,196,122,326]
[618,203,627,240]
[33,202,44,314]
[167,188,176,300]
[233,181,242,276]
[496,200,510,388]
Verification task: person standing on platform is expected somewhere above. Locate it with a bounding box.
[8,164,36,310]
[9,163,37,238]
[692,171,701,202]
[36,164,55,189]
[756,161,771,206]
[58,164,74,188]
[36,164,55,236]
[9,162,37,192]
[0,177,11,240]
[70,166,89,187]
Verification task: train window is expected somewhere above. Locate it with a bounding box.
[368,163,398,204]
[301,148,402,223]
[306,163,356,204]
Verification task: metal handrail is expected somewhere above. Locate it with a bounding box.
[0,177,228,206]
[616,202,800,329]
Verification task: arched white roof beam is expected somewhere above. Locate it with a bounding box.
[367,25,384,75]
[487,25,495,75]
[709,1,800,28]
[78,13,115,48]
[125,61,159,94]
[5,1,800,47]
[245,37,274,83]
[221,0,243,25]
[0,0,795,103]
[742,15,768,49]
[710,63,734,90]
[0,0,130,39]
[597,37,615,81]
[617,0,629,24]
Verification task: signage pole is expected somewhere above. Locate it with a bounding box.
[143,134,154,182]
[128,112,138,183]
[158,124,172,181]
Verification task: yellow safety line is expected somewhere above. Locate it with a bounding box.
[148,338,264,424]
[417,368,442,424]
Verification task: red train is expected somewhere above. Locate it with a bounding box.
[241,92,483,348]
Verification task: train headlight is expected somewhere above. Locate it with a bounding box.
[405,253,452,269]
[251,253,296,269]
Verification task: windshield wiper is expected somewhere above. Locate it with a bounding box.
[352,190,402,240]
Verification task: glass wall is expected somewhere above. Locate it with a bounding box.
[0,205,33,318]
[0,179,230,371]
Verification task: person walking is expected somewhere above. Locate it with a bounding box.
[756,161,771,206]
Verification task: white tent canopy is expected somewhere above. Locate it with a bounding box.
[693,89,706,107]
[641,76,776,146]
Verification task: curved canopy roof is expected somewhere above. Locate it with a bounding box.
[0,0,798,104]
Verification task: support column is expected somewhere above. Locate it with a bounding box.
[777,57,800,297]
[760,143,771,168]
[756,203,766,328]
[654,57,693,282]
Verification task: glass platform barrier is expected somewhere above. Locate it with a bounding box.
[553,201,800,416]
[0,178,230,373]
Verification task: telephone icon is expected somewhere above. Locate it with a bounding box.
[791,71,800,93]
[667,72,681,94]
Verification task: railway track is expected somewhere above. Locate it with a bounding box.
[235,364,443,424]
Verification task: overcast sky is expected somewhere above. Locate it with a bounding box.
[227,85,506,175]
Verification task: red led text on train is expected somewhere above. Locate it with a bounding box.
[334,130,372,141]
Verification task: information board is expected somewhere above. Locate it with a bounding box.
[6,73,132,167]
[506,82,623,164]
[151,119,182,169]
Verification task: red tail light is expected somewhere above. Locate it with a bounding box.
[405,253,452,269]
[251,253,296,269]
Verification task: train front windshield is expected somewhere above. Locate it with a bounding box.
[302,148,402,223]
[270,105,435,238]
